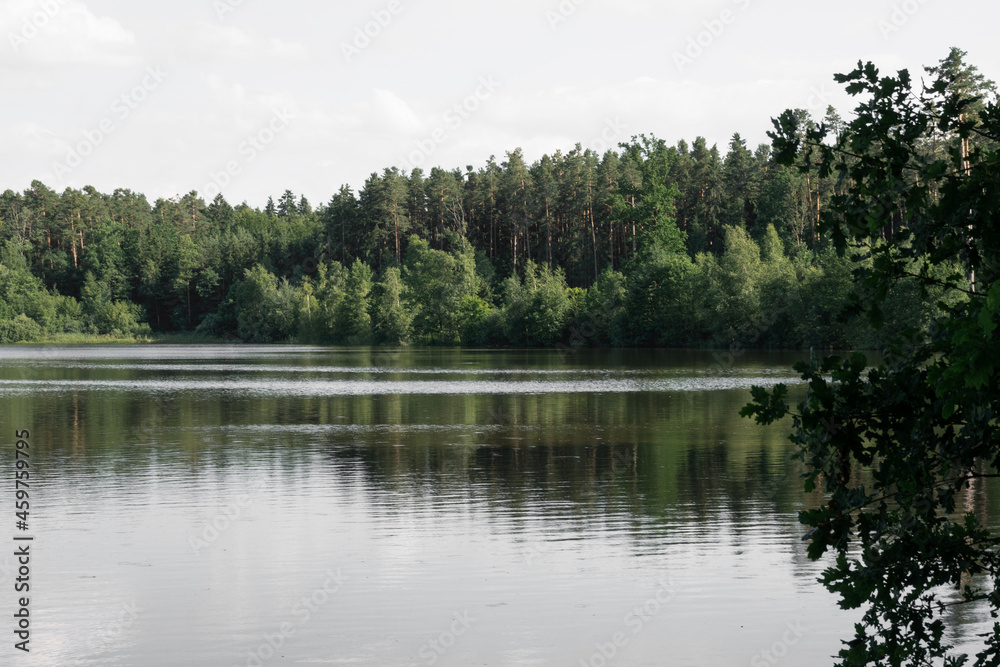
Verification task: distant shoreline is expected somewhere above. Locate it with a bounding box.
[2,334,864,352]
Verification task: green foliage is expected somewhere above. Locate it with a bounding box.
[611,135,686,254]
[582,269,628,346]
[0,241,82,334]
[622,247,699,346]
[306,261,348,343]
[370,267,412,345]
[715,226,764,339]
[225,265,296,343]
[693,225,809,347]
[0,263,48,323]
[746,49,1000,666]
[788,246,854,348]
[334,260,373,344]
[500,262,573,347]
[80,272,151,337]
[457,294,497,347]
[403,236,477,344]
[0,314,43,343]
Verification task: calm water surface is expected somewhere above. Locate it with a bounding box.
[0,346,991,666]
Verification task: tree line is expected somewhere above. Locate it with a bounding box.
[0,96,954,347]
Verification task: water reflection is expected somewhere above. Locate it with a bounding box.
[0,345,967,665]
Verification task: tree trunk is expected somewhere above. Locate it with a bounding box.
[70,218,78,268]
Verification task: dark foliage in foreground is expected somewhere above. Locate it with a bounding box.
[744,48,1000,666]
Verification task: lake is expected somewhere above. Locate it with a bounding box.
[0,345,982,666]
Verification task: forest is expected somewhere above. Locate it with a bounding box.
[0,50,986,348]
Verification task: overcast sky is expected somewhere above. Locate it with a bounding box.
[1,0,996,208]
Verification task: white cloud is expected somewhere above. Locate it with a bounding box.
[267,36,307,60]
[195,22,254,59]
[0,0,137,67]
[368,89,421,135]
[0,120,60,161]
[189,21,307,61]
